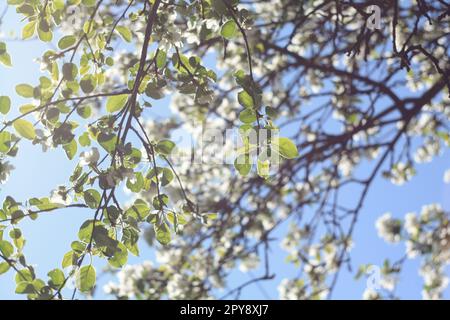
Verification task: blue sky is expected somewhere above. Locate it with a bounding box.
[0,8,449,300]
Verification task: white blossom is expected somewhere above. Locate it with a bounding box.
[443,169,450,184]
[50,186,72,206]
[0,160,14,184]
[79,147,100,166]
[375,212,401,243]
[239,253,260,272]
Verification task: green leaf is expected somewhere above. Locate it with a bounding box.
[9,228,21,239]
[22,21,36,40]
[63,139,77,160]
[0,96,11,114]
[0,240,14,258]
[83,189,101,209]
[152,194,169,210]
[126,172,144,192]
[0,43,11,66]
[15,84,34,98]
[20,104,35,114]
[76,265,96,292]
[238,91,254,109]
[234,154,252,176]
[0,53,12,67]
[80,75,96,94]
[37,20,52,42]
[0,132,11,153]
[79,132,91,147]
[48,268,65,287]
[58,35,76,50]
[92,225,117,249]
[126,199,150,221]
[273,137,299,159]
[155,223,171,245]
[221,20,238,39]
[78,220,95,243]
[77,105,92,119]
[97,132,117,153]
[161,168,174,186]
[13,119,36,140]
[145,80,165,99]
[239,109,257,123]
[14,268,34,283]
[106,94,128,113]
[167,211,187,226]
[62,63,78,81]
[70,239,85,251]
[155,140,175,156]
[62,251,77,268]
[257,158,270,178]
[116,26,132,42]
[156,50,167,69]
[15,282,35,294]
[0,262,10,275]
[0,42,7,55]
[108,242,128,268]
[46,107,61,121]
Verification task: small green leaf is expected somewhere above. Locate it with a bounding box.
[15,84,34,98]
[13,119,36,140]
[145,82,165,99]
[234,154,252,176]
[155,223,171,245]
[116,26,132,42]
[108,242,128,268]
[156,50,167,69]
[257,158,270,178]
[0,240,14,258]
[221,20,238,39]
[0,96,11,114]
[0,132,11,152]
[155,140,175,156]
[239,109,257,123]
[126,199,150,221]
[0,262,10,275]
[0,53,12,67]
[161,168,174,186]
[80,75,96,94]
[98,132,117,153]
[238,91,254,109]
[58,35,76,50]
[106,94,128,113]
[76,265,96,292]
[20,104,36,114]
[14,268,34,283]
[63,139,77,160]
[83,189,101,209]
[15,282,35,294]
[62,251,77,268]
[126,172,144,192]
[48,268,65,287]
[79,132,91,147]
[273,137,299,159]
[77,105,92,119]
[78,220,95,243]
[62,63,78,81]
[37,20,52,42]
[0,42,10,67]
[22,21,36,40]
[152,194,169,210]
